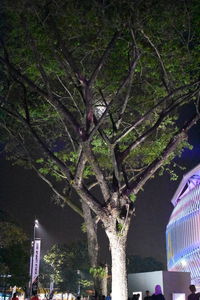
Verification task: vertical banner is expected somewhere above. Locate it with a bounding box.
[31,238,41,294]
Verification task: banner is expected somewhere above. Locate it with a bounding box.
[31,239,41,286]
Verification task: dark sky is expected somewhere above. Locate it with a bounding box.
[0,123,199,266]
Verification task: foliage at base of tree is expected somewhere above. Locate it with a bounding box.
[43,241,92,295]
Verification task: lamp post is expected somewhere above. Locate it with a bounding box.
[29,219,41,298]
[34,220,39,240]
[77,270,81,296]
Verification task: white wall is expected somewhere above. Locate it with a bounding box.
[128,271,190,300]
[128,271,163,297]
[163,271,190,300]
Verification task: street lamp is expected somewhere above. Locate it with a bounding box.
[34,220,39,241]
[29,219,41,298]
[77,270,81,296]
[35,219,39,228]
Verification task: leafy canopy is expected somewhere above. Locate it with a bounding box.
[0,0,199,226]
[1,0,199,181]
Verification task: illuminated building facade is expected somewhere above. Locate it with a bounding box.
[166,164,200,286]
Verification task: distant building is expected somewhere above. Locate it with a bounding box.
[166,164,200,287]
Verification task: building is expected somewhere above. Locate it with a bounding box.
[128,271,190,300]
[166,164,200,287]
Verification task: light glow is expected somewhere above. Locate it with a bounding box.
[35,219,39,228]
[181,259,187,267]
[172,293,185,300]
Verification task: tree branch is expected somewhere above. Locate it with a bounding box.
[114,81,200,144]
[88,49,142,141]
[89,55,141,141]
[0,105,73,181]
[23,25,83,137]
[81,200,98,267]
[82,142,110,201]
[140,29,171,92]
[27,123,73,181]
[116,55,141,129]
[124,114,199,196]
[120,88,199,161]
[32,163,83,217]
[73,182,104,217]
[98,88,117,133]
[0,54,82,136]
[52,50,86,104]
[56,74,83,119]
[74,148,87,186]
[46,17,80,77]
[111,144,121,191]
[89,31,119,85]
[15,132,84,217]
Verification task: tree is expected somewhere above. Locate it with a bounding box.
[0,1,200,299]
[127,255,164,274]
[43,241,92,295]
[0,211,29,288]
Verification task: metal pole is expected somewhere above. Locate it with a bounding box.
[29,220,38,299]
[29,241,34,299]
[77,270,81,296]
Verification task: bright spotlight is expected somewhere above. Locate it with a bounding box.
[35,219,39,228]
[181,259,187,267]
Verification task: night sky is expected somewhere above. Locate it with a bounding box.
[0,123,199,266]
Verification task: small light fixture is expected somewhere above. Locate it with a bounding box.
[35,219,39,228]
[181,259,187,267]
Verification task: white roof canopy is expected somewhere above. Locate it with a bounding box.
[171,163,200,206]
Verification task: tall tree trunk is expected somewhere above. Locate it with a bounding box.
[100,264,108,296]
[81,201,99,267]
[81,201,101,296]
[106,230,128,300]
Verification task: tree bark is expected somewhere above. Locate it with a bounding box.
[81,201,102,296]
[81,201,99,267]
[100,264,108,296]
[106,230,128,300]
